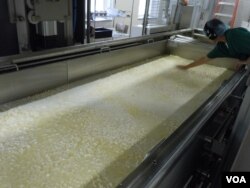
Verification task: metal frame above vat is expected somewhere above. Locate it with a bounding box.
[0,29,192,104]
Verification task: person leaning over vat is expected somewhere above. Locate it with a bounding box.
[177,18,250,70]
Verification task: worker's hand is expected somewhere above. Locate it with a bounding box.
[176,65,189,70]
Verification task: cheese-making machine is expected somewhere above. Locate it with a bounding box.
[2,0,250,187]
[1,28,250,187]
[118,37,250,188]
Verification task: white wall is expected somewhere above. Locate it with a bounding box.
[114,0,134,33]
[235,0,250,27]
[131,0,142,26]
[191,0,250,29]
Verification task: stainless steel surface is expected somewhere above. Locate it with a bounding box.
[168,35,213,59]
[0,63,67,104]
[0,31,207,105]
[0,36,167,104]
[34,0,70,21]
[1,29,192,64]
[0,32,211,106]
[86,0,91,43]
[142,0,150,36]
[231,109,250,171]
[1,32,248,187]
[64,0,73,45]
[14,0,30,52]
[7,0,16,23]
[178,6,194,29]
[228,74,250,171]
[67,40,167,81]
[36,21,58,36]
[1,52,236,188]
[131,24,170,37]
[0,31,197,105]
[118,70,247,188]
[113,35,250,188]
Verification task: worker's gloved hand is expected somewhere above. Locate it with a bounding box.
[176,65,189,70]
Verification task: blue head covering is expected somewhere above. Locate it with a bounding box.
[204,18,229,40]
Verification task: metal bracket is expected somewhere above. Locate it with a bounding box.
[147,38,154,44]
[13,63,19,71]
[100,46,111,53]
[0,63,19,74]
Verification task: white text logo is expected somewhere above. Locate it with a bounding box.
[226,176,246,184]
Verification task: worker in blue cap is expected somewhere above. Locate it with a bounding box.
[177,18,250,70]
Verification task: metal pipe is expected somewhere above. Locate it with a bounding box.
[142,0,150,35]
[82,0,85,44]
[7,0,16,23]
[86,0,91,43]
[7,28,192,65]
[74,0,84,44]
[0,64,19,74]
[81,0,86,44]
[129,0,135,37]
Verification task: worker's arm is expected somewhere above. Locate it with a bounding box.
[177,56,211,70]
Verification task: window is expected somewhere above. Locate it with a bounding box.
[138,0,161,18]
[138,0,146,17]
[91,0,113,12]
